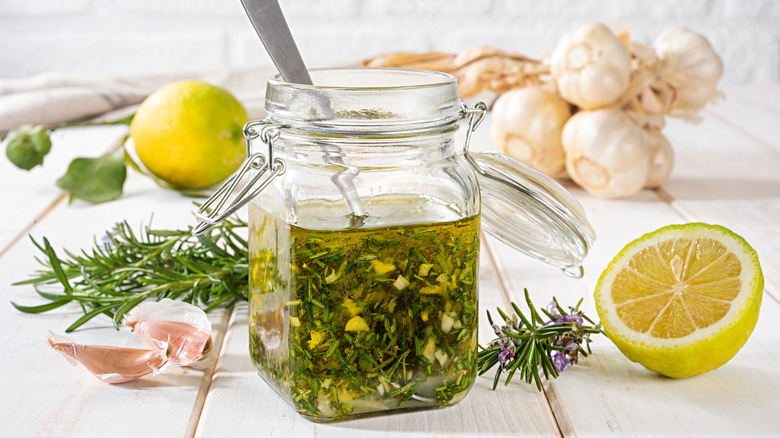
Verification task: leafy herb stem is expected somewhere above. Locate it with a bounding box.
[11,215,249,332]
[477,289,603,391]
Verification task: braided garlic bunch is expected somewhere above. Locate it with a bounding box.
[365,23,723,199]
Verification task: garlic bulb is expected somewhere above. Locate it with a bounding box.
[490,87,571,178]
[562,108,649,198]
[549,23,632,110]
[654,27,723,117]
[644,127,674,188]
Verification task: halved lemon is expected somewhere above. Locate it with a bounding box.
[595,223,763,378]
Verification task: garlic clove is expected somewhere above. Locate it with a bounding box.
[47,331,170,384]
[644,127,674,188]
[124,298,212,333]
[129,320,212,367]
[124,299,213,367]
[562,108,650,198]
[550,22,632,110]
[490,87,571,178]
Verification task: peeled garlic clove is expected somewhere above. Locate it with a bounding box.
[654,27,723,118]
[124,299,213,366]
[550,23,632,110]
[47,331,170,384]
[130,320,212,366]
[644,127,674,188]
[490,87,571,178]
[562,108,650,198]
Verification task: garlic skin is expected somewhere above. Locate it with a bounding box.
[550,23,632,110]
[490,87,571,178]
[562,108,649,198]
[654,27,723,117]
[124,299,213,367]
[644,127,674,188]
[47,331,170,384]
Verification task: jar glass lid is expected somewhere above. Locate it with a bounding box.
[468,151,595,278]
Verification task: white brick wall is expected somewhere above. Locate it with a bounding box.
[1,0,778,84]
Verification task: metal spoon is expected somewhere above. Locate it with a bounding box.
[239,0,367,221]
[240,0,312,85]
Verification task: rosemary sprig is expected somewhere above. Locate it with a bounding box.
[11,216,249,332]
[477,289,603,391]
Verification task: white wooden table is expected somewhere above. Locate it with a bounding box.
[2,85,780,437]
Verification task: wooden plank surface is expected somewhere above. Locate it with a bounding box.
[1,87,779,438]
[705,84,780,153]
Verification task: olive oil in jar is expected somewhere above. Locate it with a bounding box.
[248,200,480,421]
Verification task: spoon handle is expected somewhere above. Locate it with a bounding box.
[240,0,313,85]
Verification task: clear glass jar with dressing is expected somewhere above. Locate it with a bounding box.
[194,68,594,422]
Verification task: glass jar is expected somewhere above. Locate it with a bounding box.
[194,68,594,422]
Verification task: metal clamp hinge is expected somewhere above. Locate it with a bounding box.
[192,121,287,235]
[460,100,488,174]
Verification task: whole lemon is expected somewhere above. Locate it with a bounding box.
[130,81,248,189]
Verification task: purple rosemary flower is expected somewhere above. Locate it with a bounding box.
[553,350,569,372]
[498,344,515,369]
[555,313,584,326]
[546,300,561,318]
[101,233,114,248]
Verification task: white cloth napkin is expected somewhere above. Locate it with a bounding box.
[0,67,278,132]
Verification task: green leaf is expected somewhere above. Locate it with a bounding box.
[4,125,52,170]
[56,148,127,204]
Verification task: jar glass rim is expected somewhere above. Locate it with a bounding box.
[267,67,457,91]
[264,67,463,133]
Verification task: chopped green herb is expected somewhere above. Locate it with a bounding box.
[249,210,479,421]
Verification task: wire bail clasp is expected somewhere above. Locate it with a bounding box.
[192,121,287,235]
[460,100,488,174]
[460,100,487,155]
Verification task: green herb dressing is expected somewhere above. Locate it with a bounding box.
[249,201,479,421]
